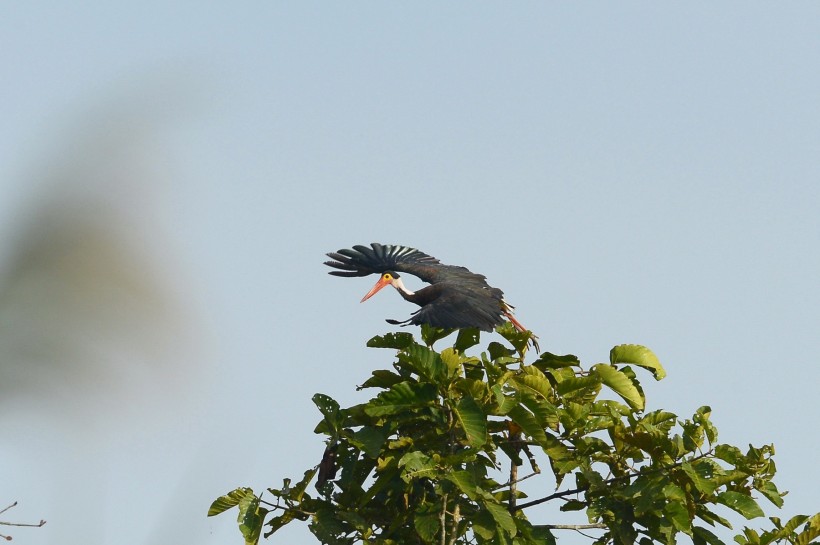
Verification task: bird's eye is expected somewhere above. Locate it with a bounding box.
[383,273,392,280]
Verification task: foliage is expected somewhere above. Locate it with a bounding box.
[209,325,819,545]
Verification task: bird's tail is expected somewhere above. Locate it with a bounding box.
[502,308,540,353]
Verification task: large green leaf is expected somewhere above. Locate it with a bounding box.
[754,480,784,508]
[359,369,404,389]
[507,404,548,446]
[414,504,440,542]
[367,331,415,349]
[795,513,820,545]
[455,328,481,351]
[398,451,437,481]
[352,426,387,458]
[593,363,645,411]
[208,487,254,516]
[483,499,517,536]
[511,371,554,401]
[237,493,268,545]
[313,393,342,434]
[398,344,444,381]
[454,396,488,447]
[610,344,666,380]
[554,375,601,398]
[421,323,455,346]
[440,347,463,379]
[665,499,693,534]
[693,526,727,545]
[682,460,719,495]
[532,351,581,370]
[472,508,497,540]
[716,491,765,520]
[365,382,437,417]
[448,470,480,500]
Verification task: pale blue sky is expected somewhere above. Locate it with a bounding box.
[1,3,818,544]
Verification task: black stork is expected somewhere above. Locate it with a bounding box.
[325,243,539,351]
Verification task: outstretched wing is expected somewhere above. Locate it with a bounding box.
[397,282,506,332]
[325,243,449,283]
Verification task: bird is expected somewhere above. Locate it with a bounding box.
[325,243,538,350]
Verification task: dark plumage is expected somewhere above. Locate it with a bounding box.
[325,243,538,349]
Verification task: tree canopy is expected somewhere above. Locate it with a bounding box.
[210,325,819,545]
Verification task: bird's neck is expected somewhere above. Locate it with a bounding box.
[392,278,416,299]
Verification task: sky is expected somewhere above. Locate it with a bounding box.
[1,3,818,544]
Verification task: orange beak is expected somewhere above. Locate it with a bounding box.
[361,276,391,303]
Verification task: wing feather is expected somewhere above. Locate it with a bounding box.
[325,243,446,283]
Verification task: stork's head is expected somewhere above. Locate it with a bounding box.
[360,271,403,302]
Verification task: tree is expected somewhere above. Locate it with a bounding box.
[209,325,819,545]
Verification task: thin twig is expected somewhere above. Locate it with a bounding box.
[0,502,46,528]
[492,470,540,492]
[514,485,588,511]
[543,523,607,530]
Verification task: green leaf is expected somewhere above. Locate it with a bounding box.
[398,451,437,481]
[414,504,440,542]
[560,499,587,512]
[532,351,581,370]
[593,363,645,411]
[755,480,784,508]
[398,343,445,381]
[488,341,516,361]
[715,444,743,465]
[237,493,268,545]
[448,470,480,500]
[484,499,517,536]
[441,347,463,379]
[697,505,734,529]
[359,369,404,389]
[313,393,342,434]
[554,375,601,398]
[795,513,820,545]
[264,510,297,537]
[693,526,727,545]
[367,331,415,349]
[472,508,496,540]
[511,371,554,401]
[682,461,719,495]
[778,514,810,535]
[507,404,548,446]
[289,468,317,502]
[495,321,531,354]
[455,328,481,352]
[208,487,254,516]
[364,382,437,417]
[610,344,666,380]
[352,426,387,458]
[421,323,455,346]
[665,499,693,534]
[716,491,765,520]
[454,396,488,447]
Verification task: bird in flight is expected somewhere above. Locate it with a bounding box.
[325,243,538,351]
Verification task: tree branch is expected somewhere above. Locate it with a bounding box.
[515,448,716,512]
[542,523,607,530]
[514,485,588,511]
[0,502,46,541]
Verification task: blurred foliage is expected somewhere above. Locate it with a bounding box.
[210,325,819,545]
